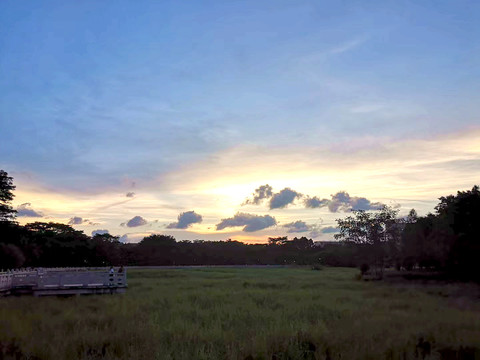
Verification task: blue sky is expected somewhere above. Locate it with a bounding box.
[1,0,479,242]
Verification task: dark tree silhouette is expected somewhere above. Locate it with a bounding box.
[24,222,92,266]
[0,170,16,223]
[335,206,399,278]
[92,233,122,266]
[436,186,480,278]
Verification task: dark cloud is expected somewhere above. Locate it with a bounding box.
[119,234,129,243]
[216,213,277,232]
[350,197,384,211]
[16,203,43,217]
[126,216,148,227]
[244,184,273,205]
[304,196,329,208]
[283,220,322,238]
[321,226,340,234]
[282,220,310,233]
[328,191,384,212]
[308,229,322,239]
[269,188,302,209]
[68,216,84,225]
[304,191,384,212]
[126,192,135,198]
[92,229,109,236]
[244,185,302,209]
[166,210,203,229]
[245,185,383,213]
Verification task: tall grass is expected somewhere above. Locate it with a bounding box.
[0,267,479,359]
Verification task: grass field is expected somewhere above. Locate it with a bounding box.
[0,267,479,360]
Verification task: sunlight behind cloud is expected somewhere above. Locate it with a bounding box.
[10,128,480,242]
[161,129,480,201]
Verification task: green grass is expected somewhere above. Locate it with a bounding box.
[1,267,479,359]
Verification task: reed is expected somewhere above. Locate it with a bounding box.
[0,267,479,359]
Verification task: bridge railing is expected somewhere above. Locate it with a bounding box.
[0,273,13,292]
[0,268,127,294]
[36,270,127,289]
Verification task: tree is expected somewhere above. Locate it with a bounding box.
[435,185,480,278]
[24,222,91,266]
[0,170,16,222]
[334,206,399,278]
[0,243,25,268]
[136,235,177,265]
[268,236,287,245]
[398,186,480,278]
[92,233,122,266]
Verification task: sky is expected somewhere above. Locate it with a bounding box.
[1,0,479,243]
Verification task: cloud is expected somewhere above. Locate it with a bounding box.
[328,37,367,55]
[125,216,148,227]
[16,203,43,217]
[304,191,384,212]
[350,197,384,211]
[282,220,310,233]
[298,36,367,64]
[166,210,203,229]
[283,220,323,238]
[329,191,384,212]
[68,216,84,225]
[269,188,303,209]
[92,229,109,236]
[308,229,322,239]
[244,184,273,205]
[321,226,340,234]
[119,232,158,243]
[216,213,277,232]
[126,192,135,198]
[244,185,302,209]
[244,185,380,212]
[304,196,329,208]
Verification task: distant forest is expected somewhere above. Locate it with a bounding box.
[1,170,479,281]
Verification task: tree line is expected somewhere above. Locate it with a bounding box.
[1,170,479,280]
[333,185,480,280]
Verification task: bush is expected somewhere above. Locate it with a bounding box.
[360,263,370,275]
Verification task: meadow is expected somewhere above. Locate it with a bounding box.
[0,267,479,360]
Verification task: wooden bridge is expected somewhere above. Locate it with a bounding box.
[0,267,127,296]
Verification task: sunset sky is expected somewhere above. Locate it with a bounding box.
[1,1,479,243]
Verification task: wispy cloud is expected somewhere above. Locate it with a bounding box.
[298,36,368,64]
[328,37,368,55]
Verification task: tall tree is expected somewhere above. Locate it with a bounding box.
[335,206,399,278]
[0,170,16,222]
[436,185,480,278]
